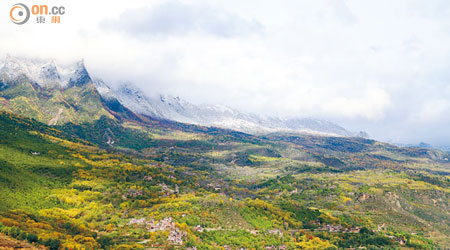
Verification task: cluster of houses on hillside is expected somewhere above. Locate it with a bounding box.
[317,224,361,233]
[128,217,186,245]
[159,183,179,196]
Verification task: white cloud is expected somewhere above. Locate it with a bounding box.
[1,0,450,146]
[320,87,391,121]
[100,0,263,38]
[414,99,450,123]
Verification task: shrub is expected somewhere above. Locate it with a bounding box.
[44,238,60,250]
[97,235,114,249]
[18,231,27,240]
[26,233,39,243]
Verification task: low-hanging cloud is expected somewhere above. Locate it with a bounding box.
[100,0,263,38]
[1,0,450,147]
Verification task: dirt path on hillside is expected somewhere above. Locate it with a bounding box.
[48,108,63,126]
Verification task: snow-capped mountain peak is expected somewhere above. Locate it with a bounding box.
[37,61,61,87]
[0,55,359,137]
[66,59,92,87]
[1,55,36,82]
[0,56,93,88]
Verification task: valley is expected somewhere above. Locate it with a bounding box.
[0,56,449,249]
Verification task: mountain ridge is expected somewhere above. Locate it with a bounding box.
[111,82,364,137]
[1,56,450,249]
[0,56,114,125]
[0,55,366,137]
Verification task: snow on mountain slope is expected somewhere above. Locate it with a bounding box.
[93,78,116,100]
[0,55,361,136]
[109,83,357,136]
[0,56,113,125]
[284,118,351,136]
[38,61,61,87]
[65,60,92,87]
[0,55,91,88]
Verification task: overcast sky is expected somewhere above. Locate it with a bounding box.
[1,0,450,147]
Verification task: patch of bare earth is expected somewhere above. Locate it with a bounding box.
[0,233,45,250]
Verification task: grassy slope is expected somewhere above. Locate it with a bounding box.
[0,111,449,249]
[0,82,114,126]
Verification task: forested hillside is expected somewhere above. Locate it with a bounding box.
[0,111,449,249]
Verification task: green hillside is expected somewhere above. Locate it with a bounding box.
[0,78,114,126]
[0,110,449,249]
